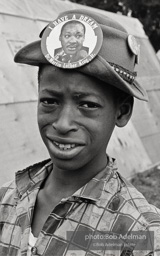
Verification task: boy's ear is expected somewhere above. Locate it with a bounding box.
[116,96,134,127]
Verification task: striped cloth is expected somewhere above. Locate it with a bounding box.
[0,157,160,256]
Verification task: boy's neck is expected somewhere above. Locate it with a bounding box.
[43,155,108,200]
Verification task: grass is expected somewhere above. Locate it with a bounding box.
[131,164,160,208]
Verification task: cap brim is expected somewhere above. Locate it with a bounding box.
[14,40,148,101]
[79,55,148,101]
[14,40,46,66]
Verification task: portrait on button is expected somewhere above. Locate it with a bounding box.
[54,20,89,63]
[41,13,103,68]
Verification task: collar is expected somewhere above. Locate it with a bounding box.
[15,156,119,202]
[15,159,52,197]
[72,157,118,202]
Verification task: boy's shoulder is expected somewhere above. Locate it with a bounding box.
[0,179,16,203]
[115,171,160,225]
[0,158,51,204]
[101,165,160,228]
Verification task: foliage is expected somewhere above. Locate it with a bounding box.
[69,0,160,51]
[131,164,160,208]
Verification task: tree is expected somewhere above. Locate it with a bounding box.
[69,0,160,51]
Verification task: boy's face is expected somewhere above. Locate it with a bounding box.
[60,23,85,55]
[38,65,119,173]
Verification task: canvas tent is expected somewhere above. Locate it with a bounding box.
[0,0,160,185]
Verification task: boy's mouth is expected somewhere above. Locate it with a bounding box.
[46,135,86,159]
[53,141,76,151]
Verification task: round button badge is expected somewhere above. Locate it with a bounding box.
[127,35,140,63]
[41,13,103,69]
[127,35,139,55]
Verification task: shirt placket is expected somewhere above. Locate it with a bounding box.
[15,187,39,256]
[30,197,80,256]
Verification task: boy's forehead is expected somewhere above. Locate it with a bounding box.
[39,65,113,96]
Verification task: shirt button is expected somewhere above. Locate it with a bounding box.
[31,246,38,255]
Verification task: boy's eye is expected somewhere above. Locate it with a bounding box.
[40,98,59,106]
[80,102,100,109]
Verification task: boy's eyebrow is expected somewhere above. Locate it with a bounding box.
[73,92,90,98]
[40,89,102,100]
[73,92,101,99]
[40,89,63,97]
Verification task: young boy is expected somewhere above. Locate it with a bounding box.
[0,9,160,256]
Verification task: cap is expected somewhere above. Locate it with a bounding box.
[14,8,148,101]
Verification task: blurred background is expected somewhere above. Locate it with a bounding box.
[69,0,160,56]
[0,0,160,190]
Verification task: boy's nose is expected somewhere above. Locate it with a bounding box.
[52,105,78,134]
